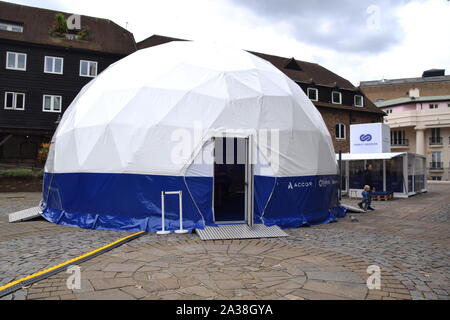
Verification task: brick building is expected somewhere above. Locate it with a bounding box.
[0,1,136,165]
[360,69,450,103]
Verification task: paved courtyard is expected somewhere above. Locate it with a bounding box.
[0,184,449,300]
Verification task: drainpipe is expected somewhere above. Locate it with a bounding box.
[338,149,342,201]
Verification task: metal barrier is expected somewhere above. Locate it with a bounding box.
[157,191,188,235]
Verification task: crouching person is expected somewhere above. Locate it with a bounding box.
[359,185,372,212]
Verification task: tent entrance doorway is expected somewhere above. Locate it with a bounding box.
[213,136,253,226]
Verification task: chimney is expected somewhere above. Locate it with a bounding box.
[408,88,420,98]
[422,69,445,78]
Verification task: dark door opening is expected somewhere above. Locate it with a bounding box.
[214,137,246,222]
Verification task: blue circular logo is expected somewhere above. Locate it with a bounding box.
[360,134,373,142]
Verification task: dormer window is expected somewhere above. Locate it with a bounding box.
[284,58,301,71]
[307,88,318,101]
[332,91,342,104]
[0,21,23,33]
[354,95,364,107]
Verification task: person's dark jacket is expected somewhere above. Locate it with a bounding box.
[362,169,374,190]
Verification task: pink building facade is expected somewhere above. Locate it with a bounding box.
[378,96,450,181]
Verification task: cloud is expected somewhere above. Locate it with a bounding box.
[225,0,420,54]
[4,0,449,85]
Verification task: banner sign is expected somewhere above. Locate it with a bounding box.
[350,123,391,154]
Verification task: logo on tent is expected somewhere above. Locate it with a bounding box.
[318,178,338,188]
[359,134,373,142]
[288,181,313,190]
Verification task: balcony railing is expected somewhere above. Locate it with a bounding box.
[391,139,409,146]
[429,162,444,170]
[429,137,443,145]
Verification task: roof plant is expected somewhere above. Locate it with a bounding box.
[49,13,90,40]
[49,13,68,37]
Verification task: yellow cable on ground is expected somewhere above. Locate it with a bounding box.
[0,230,145,293]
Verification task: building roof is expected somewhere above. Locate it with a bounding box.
[377,95,450,108]
[138,35,384,115]
[360,74,450,88]
[0,1,136,55]
[138,35,355,89]
[337,152,408,161]
[248,51,355,89]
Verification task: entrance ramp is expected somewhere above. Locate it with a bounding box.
[196,224,288,240]
[8,207,42,223]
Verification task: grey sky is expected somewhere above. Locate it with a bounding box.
[5,0,450,85]
[227,0,413,54]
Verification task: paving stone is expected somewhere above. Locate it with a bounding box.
[104,263,142,273]
[303,280,367,300]
[90,278,136,291]
[158,278,180,290]
[306,271,363,283]
[179,285,218,297]
[27,292,51,300]
[289,288,346,300]
[120,286,148,299]
[285,294,305,300]
[215,280,244,290]
[75,288,135,300]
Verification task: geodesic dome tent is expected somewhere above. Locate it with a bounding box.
[41,41,346,233]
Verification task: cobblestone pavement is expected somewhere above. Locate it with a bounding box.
[0,192,130,299]
[19,239,407,300]
[0,185,449,300]
[277,184,450,300]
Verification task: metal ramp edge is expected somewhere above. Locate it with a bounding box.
[195,224,288,240]
[8,207,42,223]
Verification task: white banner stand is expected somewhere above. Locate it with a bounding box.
[158,191,188,235]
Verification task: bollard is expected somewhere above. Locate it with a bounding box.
[157,191,171,235]
[174,190,188,234]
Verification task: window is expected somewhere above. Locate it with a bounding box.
[43,95,62,113]
[80,60,98,77]
[391,130,407,146]
[4,92,25,110]
[0,22,23,33]
[431,128,440,138]
[431,151,442,165]
[332,91,342,104]
[307,88,318,101]
[429,104,438,109]
[430,128,442,145]
[44,56,64,74]
[354,95,364,107]
[6,52,26,70]
[431,176,442,181]
[335,123,346,139]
